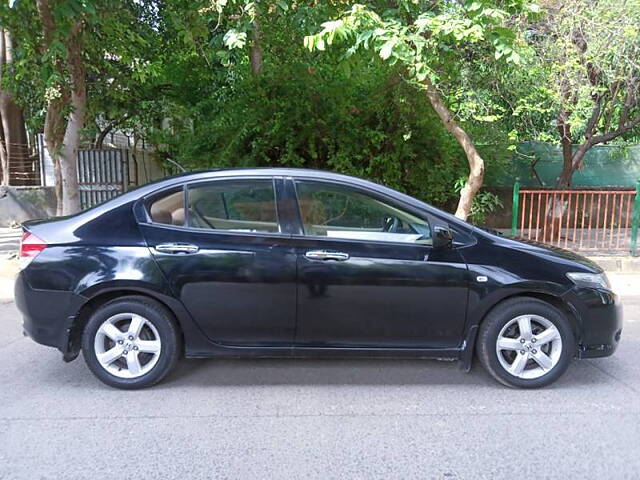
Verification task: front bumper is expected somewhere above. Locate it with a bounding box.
[563,287,623,358]
[14,272,85,355]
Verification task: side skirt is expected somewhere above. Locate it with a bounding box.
[291,346,461,359]
[185,343,462,361]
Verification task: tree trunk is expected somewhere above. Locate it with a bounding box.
[250,20,263,75]
[58,22,86,215]
[0,98,30,184]
[556,115,573,188]
[551,116,595,241]
[423,79,484,221]
[37,0,85,216]
[0,29,29,185]
[44,123,65,216]
[0,120,7,186]
[41,94,65,215]
[37,0,65,213]
[558,143,590,188]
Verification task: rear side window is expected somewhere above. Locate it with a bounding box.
[148,189,185,226]
[187,180,279,233]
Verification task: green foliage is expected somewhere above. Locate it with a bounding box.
[0,0,164,139]
[510,0,640,147]
[303,1,533,86]
[545,0,640,140]
[143,3,472,207]
[301,0,536,218]
[1,0,530,215]
[154,56,468,208]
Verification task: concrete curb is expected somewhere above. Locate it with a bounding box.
[587,257,640,273]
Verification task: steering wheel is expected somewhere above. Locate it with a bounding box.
[382,215,400,233]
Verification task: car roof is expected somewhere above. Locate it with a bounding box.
[70,167,472,233]
[148,168,374,186]
[117,168,390,202]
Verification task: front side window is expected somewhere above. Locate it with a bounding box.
[295,181,431,244]
[187,179,279,233]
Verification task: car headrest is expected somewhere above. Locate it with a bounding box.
[150,207,172,225]
[172,208,185,226]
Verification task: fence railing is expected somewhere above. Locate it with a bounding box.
[511,182,640,255]
[77,149,130,209]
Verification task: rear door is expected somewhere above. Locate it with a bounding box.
[289,178,470,349]
[138,177,297,347]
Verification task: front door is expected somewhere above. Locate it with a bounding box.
[290,179,469,349]
[139,177,296,347]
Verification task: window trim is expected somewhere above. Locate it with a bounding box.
[290,178,435,248]
[139,176,290,238]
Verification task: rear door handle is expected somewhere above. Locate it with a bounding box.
[154,243,200,254]
[305,250,350,261]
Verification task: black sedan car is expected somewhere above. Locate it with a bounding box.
[15,168,622,389]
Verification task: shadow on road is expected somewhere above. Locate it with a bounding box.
[145,355,610,390]
[16,343,624,392]
[166,357,478,387]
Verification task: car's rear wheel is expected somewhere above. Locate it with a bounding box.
[476,297,575,388]
[81,296,180,389]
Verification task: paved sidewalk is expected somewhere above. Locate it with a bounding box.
[0,260,17,300]
[0,227,21,257]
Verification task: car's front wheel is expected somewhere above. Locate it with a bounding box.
[81,296,180,389]
[476,297,575,388]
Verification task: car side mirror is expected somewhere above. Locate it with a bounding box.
[432,226,453,249]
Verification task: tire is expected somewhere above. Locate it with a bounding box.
[81,295,180,389]
[476,297,575,388]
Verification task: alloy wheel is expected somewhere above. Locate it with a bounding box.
[495,314,562,379]
[93,313,162,379]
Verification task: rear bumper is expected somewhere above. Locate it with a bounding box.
[14,272,85,354]
[563,287,623,359]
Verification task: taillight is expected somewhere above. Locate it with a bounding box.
[19,232,47,269]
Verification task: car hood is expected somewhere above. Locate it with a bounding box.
[491,233,603,272]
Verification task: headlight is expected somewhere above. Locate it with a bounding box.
[566,272,610,290]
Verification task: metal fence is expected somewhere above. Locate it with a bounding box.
[511,182,640,255]
[77,149,130,209]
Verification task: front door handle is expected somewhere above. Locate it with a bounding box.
[154,243,200,254]
[305,250,350,261]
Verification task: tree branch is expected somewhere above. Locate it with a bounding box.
[94,115,127,149]
[591,115,640,145]
[582,95,603,144]
[619,78,637,129]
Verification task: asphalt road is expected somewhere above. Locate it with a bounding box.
[1,294,639,480]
